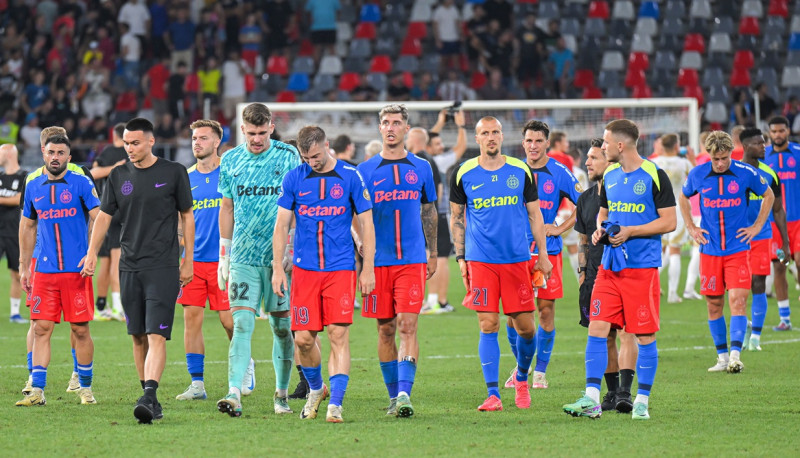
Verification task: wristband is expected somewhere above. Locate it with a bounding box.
[456,255,465,261]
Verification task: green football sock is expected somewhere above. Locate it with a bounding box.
[270,315,294,391]
[228,309,255,390]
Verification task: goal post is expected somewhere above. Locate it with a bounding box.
[236,98,700,161]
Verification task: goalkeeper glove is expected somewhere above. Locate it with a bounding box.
[218,238,231,291]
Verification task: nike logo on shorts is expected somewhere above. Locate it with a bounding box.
[159,323,169,329]
[155,183,167,188]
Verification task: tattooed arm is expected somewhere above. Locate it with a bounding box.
[450,202,468,289]
[578,233,589,286]
[421,202,438,279]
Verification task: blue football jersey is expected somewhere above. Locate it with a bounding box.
[528,157,583,255]
[683,160,769,256]
[357,153,437,267]
[22,170,100,273]
[747,161,780,242]
[765,142,800,222]
[277,160,372,272]
[188,165,222,262]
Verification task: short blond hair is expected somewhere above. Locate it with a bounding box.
[704,131,734,156]
[40,126,67,147]
[190,119,223,139]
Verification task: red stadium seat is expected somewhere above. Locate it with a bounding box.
[628,52,650,71]
[733,50,755,69]
[573,69,595,88]
[355,22,376,40]
[184,73,199,93]
[402,71,414,88]
[710,122,723,130]
[739,17,761,35]
[400,38,422,56]
[683,33,706,53]
[588,1,610,19]
[470,71,487,90]
[603,107,625,120]
[276,90,297,103]
[632,84,652,98]
[369,55,392,73]
[339,72,360,91]
[582,86,603,99]
[406,22,427,40]
[730,68,751,87]
[677,68,699,87]
[768,0,789,18]
[624,68,646,87]
[683,85,704,105]
[298,39,314,56]
[267,56,289,76]
[115,91,137,112]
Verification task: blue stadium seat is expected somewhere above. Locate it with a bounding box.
[790,33,800,51]
[638,1,660,19]
[286,72,310,92]
[360,4,382,23]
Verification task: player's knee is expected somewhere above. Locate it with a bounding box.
[751,276,766,294]
[70,324,90,340]
[397,318,417,338]
[33,321,53,338]
[269,315,291,339]
[232,310,255,335]
[295,333,316,352]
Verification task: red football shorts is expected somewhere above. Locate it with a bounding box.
[589,267,660,334]
[462,260,535,315]
[30,272,94,323]
[25,257,37,308]
[290,266,356,331]
[771,220,800,257]
[177,261,230,311]
[530,253,563,300]
[749,239,773,276]
[362,263,426,319]
[700,251,751,296]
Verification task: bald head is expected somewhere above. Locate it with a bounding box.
[0,144,19,168]
[406,127,428,153]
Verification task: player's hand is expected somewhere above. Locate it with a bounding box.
[535,254,553,279]
[426,253,437,280]
[688,226,709,245]
[179,261,193,287]
[218,238,231,291]
[578,271,585,286]
[19,267,32,295]
[359,268,375,296]
[736,225,760,244]
[591,227,605,245]
[79,253,96,278]
[544,223,560,237]
[282,229,294,273]
[609,226,634,247]
[272,267,288,297]
[782,243,792,265]
[458,258,468,290]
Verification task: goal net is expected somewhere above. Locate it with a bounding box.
[236,98,700,162]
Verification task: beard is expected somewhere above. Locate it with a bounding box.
[46,161,68,176]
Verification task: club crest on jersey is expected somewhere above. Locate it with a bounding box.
[507,175,519,189]
[542,179,554,194]
[330,183,344,199]
[760,176,767,185]
[633,180,646,195]
[405,170,418,185]
[575,182,583,193]
[727,181,739,194]
[789,157,797,168]
[363,189,371,201]
[60,189,72,204]
[121,180,133,196]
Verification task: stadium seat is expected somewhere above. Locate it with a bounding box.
[561,18,582,36]
[349,39,372,59]
[286,72,310,92]
[786,50,800,66]
[733,50,755,69]
[395,55,419,73]
[291,56,315,75]
[661,17,685,36]
[742,0,764,18]
[658,34,683,53]
[758,50,782,69]
[298,39,314,56]
[603,107,625,120]
[266,56,289,76]
[402,71,414,88]
[689,0,712,20]
[343,57,368,73]
[628,52,650,71]
[606,86,628,99]
[469,71,487,90]
[420,54,440,73]
[366,72,387,91]
[790,33,800,50]
[378,21,404,40]
[677,68,699,87]
[339,3,357,23]
[563,34,578,53]
[638,1,659,19]
[384,3,406,23]
[706,52,730,70]
[730,68,752,87]
[313,73,336,93]
[338,72,361,91]
[679,51,703,70]
[336,22,353,43]
[631,34,654,54]
[702,67,725,87]
[360,3,382,23]
[538,1,560,19]
[688,18,707,34]
[739,17,761,35]
[708,33,733,53]
[369,55,392,73]
[275,90,296,103]
[184,74,199,93]
[663,1,685,19]
[355,22,377,40]
[791,15,800,33]
[683,34,705,53]
[612,0,635,20]
[265,75,285,94]
[705,102,728,123]
[374,37,398,56]
[582,86,603,99]
[406,22,427,40]
[634,17,658,36]
[564,2,584,19]
[737,35,758,51]
[597,70,621,89]
[653,51,677,70]
[601,51,625,71]
[588,1,610,19]
[755,67,779,87]
[584,18,607,37]
[632,84,652,98]
[683,85,704,105]
[605,34,626,53]
[714,16,736,35]
[762,30,784,51]
[624,68,646,87]
[769,0,789,18]
[706,84,729,102]
[573,69,595,88]
[781,66,800,87]
[766,16,787,34]
[650,69,673,88]
[319,56,343,75]
[608,18,631,34]
[409,0,433,22]
[400,38,422,56]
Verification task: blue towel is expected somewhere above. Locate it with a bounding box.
[601,220,628,272]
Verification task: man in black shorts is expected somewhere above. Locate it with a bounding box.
[82,118,195,424]
[574,138,637,414]
[90,123,128,321]
[0,143,26,323]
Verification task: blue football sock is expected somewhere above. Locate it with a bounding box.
[228,310,254,390]
[478,332,501,398]
[329,374,349,406]
[585,336,608,391]
[77,362,93,388]
[730,315,747,352]
[506,325,519,359]
[269,315,294,391]
[186,353,204,382]
[751,293,767,336]
[515,335,535,382]
[71,348,77,373]
[708,316,728,354]
[636,341,658,396]
[301,365,323,391]
[778,302,791,320]
[398,359,416,395]
[534,326,555,373]
[31,365,47,389]
[26,351,32,375]
[380,360,399,398]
